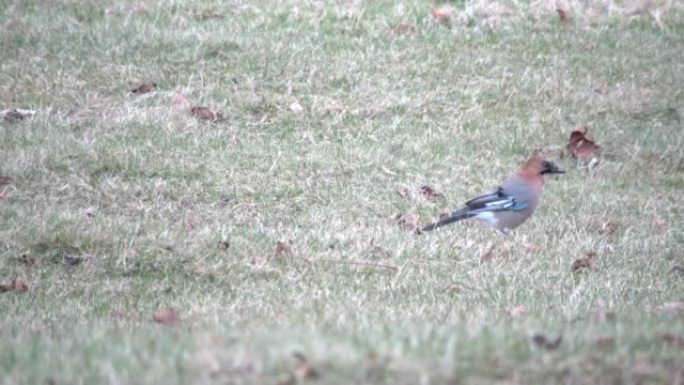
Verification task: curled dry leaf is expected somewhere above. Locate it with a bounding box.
[572,250,597,273]
[153,307,179,325]
[275,241,292,257]
[2,108,36,122]
[397,214,420,233]
[507,304,528,316]
[567,127,601,162]
[131,83,156,94]
[420,185,441,202]
[531,333,563,351]
[0,277,28,293]
[190,106,224,122]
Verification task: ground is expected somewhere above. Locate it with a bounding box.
[1,0,683,384]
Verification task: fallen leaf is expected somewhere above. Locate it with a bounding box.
[572,250,597,273]
[153,307,179,325]
[480,245,495,263]
[594,337,616,349]
[0,176,13,186]
[668,266,684,275]
[556,7,571,24]
[531,333,562,350]
[131,83,156,94]
[431,7,452,24]
[190,106,224,122]
[275,241,292,257]
[397,214,420,233]
[289,102,304,113]
[0,277,28,293]
[2,108,36,122]
[507,304,528,316]
[567,127,601,162]
[594,83,609,94]
[420,185,441,202]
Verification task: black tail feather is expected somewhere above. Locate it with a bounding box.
[422,210,475,232]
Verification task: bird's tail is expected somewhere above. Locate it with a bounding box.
[422,210,475,232]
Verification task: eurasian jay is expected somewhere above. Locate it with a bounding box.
[422,152,564,233]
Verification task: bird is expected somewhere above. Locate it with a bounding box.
[422,151,564,233]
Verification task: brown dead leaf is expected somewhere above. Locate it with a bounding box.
[532,333,562,351]
[0,176,13,186]
[397,214,420,233]
[153,307,179,325]
[0,277,28,293]
[420,185,441,202]
[507,304,528,316]
[275,241,292,257]
[480,245,495,263]
[669,266,684,275]
[572,250,597,273]
[567,127,601,162]
[556,7,571,24]
[131,83,156,94]
[2,108,36,122]
[190,106,224,122]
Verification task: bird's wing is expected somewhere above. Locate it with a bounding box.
[463,187,528,213]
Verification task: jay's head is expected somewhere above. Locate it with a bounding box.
[524,151,565,177]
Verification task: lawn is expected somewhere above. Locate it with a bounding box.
[1,0,683,384]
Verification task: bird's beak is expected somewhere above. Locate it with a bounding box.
[541,160,565,175]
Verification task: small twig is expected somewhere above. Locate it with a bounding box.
[316,258,398,271]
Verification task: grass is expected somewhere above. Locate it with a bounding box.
[1,0,684,383]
